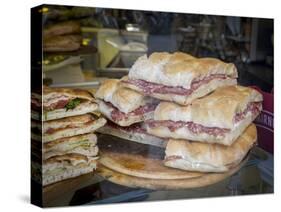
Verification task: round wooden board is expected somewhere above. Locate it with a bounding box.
[98,134,204,180]
[97,156,248,190]
[99,152,204,180]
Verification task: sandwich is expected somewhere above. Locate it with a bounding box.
[42,114,106,142]
[95,78,159,126]
[43,21,82,52]
[97,121,167,148]
[146,85,263,146]
[42,86,98,121]
[164,124,257,172]
[43,133,99,160]
[42,153,97,186]
[43,34,82,52]
[121,52,238,105]
[43,21,81,39]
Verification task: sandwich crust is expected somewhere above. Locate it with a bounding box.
[164,124,257,172]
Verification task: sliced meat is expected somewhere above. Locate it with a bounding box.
[104,102,158,122]
[45,128,56,134]
[43,95,70,111]
[46,99,69,111]
[147,101,262,137]
[146,120,230,137]
[122,74,229,96]
[45,126,78,134]
[234,102,262,123]
[107,121,147,134]
[44,120,94,135]
[164,155,183,162]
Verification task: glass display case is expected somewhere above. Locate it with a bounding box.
[40,138,273,207]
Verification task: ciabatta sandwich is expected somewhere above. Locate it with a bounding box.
[146,85,262,146]
[42,86,98,121]
[164,124,257,172]
[95,78,159,126]
[43,21,81,38]
[42,153,97,186]
[42,114,106,142]
[122,52,238,105]
[43,133,98,160]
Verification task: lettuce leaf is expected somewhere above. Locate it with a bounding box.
[65,98,81,111]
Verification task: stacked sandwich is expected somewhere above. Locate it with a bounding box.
[119,52,263,173]
[31,89,44,184]
[31,87,106,185]
[94,78,166,148]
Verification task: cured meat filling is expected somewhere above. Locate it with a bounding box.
[122,74,231,96]
[147,102,262,137]
[104,101,158,122]
[107,121,147,134]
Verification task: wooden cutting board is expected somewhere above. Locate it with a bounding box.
[97,134,248,189]
[97,158,248,190]
[98,134,204,180]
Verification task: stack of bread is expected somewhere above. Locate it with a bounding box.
[94,78,166,148]
[31,87,106,186]
[117,52,263,173]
